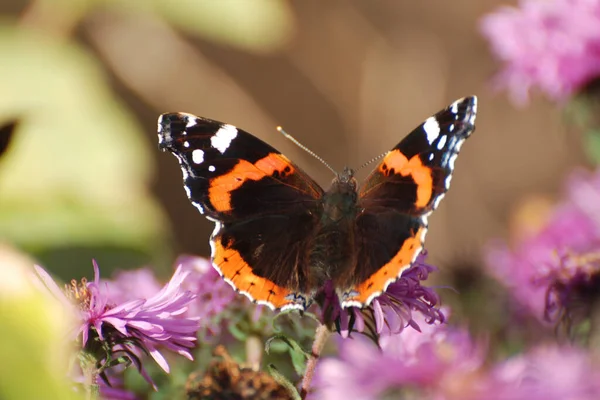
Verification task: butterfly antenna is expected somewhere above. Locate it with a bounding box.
[355,151,387,173]
[277,126,337,176]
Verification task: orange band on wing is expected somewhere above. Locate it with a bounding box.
[212,237,296,309]
[380,150,433,208]
[208,153,294,212]
[344,227,425,305]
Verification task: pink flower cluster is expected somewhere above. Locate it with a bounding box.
[34,261,200,388]
[481,0,600,103]
[485,168,600,322]
[313,311,600,399]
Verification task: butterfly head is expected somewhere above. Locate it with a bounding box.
[327,167,357,200]
[323,166,358,222]
[338,166,355,182]
[335,167,357,190]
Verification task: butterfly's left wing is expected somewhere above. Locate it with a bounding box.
[158,113,324,311]
[342,96,477,307]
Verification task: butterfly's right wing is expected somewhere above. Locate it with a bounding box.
[342,96,477,308]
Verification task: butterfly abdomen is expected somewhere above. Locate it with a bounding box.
[307,178,360,288]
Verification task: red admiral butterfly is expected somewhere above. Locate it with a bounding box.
[158,96,477,311]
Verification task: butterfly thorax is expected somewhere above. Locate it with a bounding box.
[309,167,359,289]
[321,168,357,223]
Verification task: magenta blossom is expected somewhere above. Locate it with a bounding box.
[34,260,200,386]
[318,252,444,339]
[481,0,600,104]
[176,255,239,337]
[103,268,162,304]
[313,310,484,399]
[483,345,600,399]
[485,168,600,323]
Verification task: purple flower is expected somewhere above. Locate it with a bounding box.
[480,0,600,104]
[176,255,239,337]
[485,168,600,323]
[103,268,162,304]
[313,310,484,399]
[34,260,200,386]
[483,345,600,399]
[73,367,138,400]
[318,252,444,339]
[99,386,137,400]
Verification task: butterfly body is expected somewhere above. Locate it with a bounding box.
[158,96,477,311]
[309,171,359,294]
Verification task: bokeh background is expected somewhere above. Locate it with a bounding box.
[0,0,585,294]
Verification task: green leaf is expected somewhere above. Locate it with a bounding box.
[0,23,168,262]
[228,318,250,342]
[265,334,310,376]
[28,0,295,53]
[583,130,600,165]
[265,334,308,356]
[267,364,302,400]
[0,251,82,400]
[151,0,295,53]
[288,345,308,376]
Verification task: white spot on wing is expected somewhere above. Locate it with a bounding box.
[423,117,440,144]
[192,149,204,164]
[186,117,197,128]
[183,141,190,148]
[211,124,238,154]
[450,101,459,113]
[432,192,446,209]
[436,135,447,150]
[341,300,363,309]
[172,153,189,181]
[208,217,223,278]
[157,116,167,146]
[281,303,305,312]
[208,165,216,172]
[448,152,458,170]
[191,202,204,214]
[183,184,192,198]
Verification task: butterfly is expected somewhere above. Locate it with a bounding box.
[158,96,477,311]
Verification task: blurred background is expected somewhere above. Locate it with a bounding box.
[0,0,585,287]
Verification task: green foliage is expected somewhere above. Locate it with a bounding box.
[150,0,294,53]
[583,130,600,165]
[565,93,600,166]
[0,22,168,268]
[265,334,310,376]
[0,264,81,400]
[266,364,302,400]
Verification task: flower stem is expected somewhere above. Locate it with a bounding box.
[300,324,331,399]
[81,353,99,400]
[82,365,99,400]
[246,335,263,371]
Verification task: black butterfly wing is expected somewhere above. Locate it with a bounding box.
[158,113,324,310]
[342,96,478,307]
